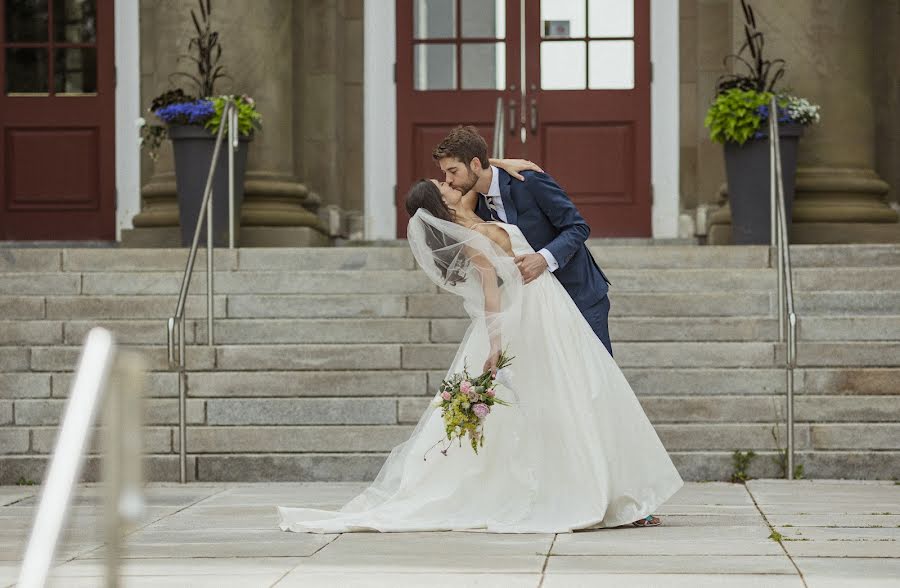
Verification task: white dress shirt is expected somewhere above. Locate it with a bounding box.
[482,165,560,272]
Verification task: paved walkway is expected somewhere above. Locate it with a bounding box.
[1,480,898,587]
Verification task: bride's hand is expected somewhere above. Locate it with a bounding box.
[483,348,501,377]
[488,158,544,181]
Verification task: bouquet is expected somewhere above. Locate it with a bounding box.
[425,349,515,458]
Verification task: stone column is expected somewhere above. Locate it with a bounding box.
[708,0,899,244]
[128,0,327,247]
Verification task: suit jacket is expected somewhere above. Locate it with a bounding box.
[476,169,611,311]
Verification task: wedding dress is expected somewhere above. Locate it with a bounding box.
[278,211,684,534]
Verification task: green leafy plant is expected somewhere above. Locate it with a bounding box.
[770,425,804,479]
[206,95,262,136]
[16,477,37,486]
[704,88,772,145]
[731,449,757,483]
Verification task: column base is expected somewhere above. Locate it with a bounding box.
[707,166,900,244]
[129,171,329,246]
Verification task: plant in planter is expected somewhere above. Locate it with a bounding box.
[703,0,821,244]
[137,0,261,247]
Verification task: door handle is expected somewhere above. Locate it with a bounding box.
[529,98,538,135]
[508,100,516,134]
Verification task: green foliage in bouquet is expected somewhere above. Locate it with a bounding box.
[427,349,515,457]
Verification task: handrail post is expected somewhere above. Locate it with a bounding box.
[769,95,797,480]
[207,187,215,346]
[179,312,187,483]
[229,103,237,249]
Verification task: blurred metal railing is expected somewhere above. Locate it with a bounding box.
[167,99,240,484]
[17,328,146,588]
[492,96,505,158]
[768,95,799,479]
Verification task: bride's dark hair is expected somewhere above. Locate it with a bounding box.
[405,180,467,285]
[405,179,455,221]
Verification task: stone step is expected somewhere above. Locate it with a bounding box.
[793,291,900,315]
[2,449,897,484]
[2,245,899,276]
[4,266,900,297]
[788,244,900,267]
[4,420,898,455]
[0,367,874,399]
[4,316,900,347]
[0,395,900,432]
[0,246,775,273]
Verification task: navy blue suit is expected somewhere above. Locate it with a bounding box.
[477,169,614,357]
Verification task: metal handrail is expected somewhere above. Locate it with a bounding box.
[17,328,146,588]
[166,98,240,483]
[768,95,798,479]
[492,96,505,158]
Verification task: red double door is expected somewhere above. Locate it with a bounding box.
[0,0,115,240]
[396,0,650,238]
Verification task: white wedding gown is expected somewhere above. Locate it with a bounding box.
[278,221,684,533]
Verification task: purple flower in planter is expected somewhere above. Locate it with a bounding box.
[154,99,216,125]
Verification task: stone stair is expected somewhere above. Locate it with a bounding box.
[1,244,898,484]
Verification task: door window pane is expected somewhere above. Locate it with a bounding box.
[461,42,505,89]
[541,0,585,38]
[414,0,455,39]
[54,47,97,93]
[6,48,49,93]
[5,0,49,42]
[414,43,456,90]
[588,40,633,89]
[588,0,633,37]
[53,0,96,43]
[461,0,505,38]
[540,41,585,90]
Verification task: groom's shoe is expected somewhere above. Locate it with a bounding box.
[631,515,661,527]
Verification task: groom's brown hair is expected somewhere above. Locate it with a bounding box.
[432,125,489,171]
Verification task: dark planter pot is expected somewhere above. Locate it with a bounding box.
[723,123,803,244]
[168,124,251,247]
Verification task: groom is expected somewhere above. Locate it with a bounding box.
[433,126,615,358]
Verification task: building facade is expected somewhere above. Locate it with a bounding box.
[1,0,898,244]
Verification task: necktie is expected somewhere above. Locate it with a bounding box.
[485,195,500,221]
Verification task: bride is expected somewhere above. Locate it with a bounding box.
[278,164,684,534]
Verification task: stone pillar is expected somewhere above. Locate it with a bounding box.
[708,0,899,244]
[127,0,327,247]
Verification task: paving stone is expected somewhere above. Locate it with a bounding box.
[215,344,401,370]
[195,454,388,482]
[186,370,425,397]
[186,425,413,452]
[0,348,28,371]
[201,318,430,344]
[0,429,28,454]
[0,321,62,345]
[205,398,397,425]
[226,294,407,318]
[61,249,238,272]
[0,296,45,319]
[237,247,414,271]
[544,554,796,575]
[45,295,228,320]
[0,273,79,296]
[808,424,900,450]
[30,426,173,454]
[0,249,60,272]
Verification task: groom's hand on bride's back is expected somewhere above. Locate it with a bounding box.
[489,158,544,181]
